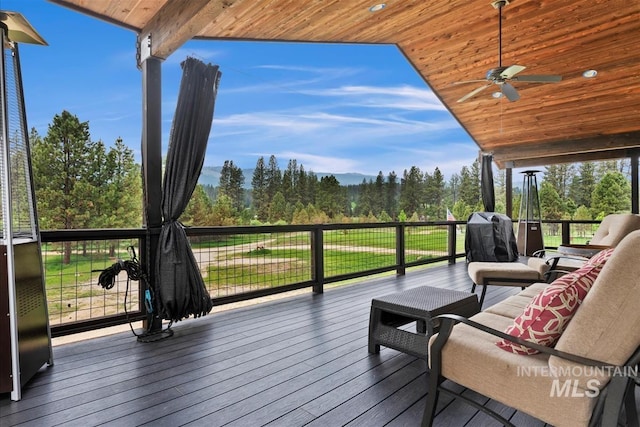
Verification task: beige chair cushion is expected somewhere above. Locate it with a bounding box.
[484,294,534,318]
[517,282,548,298]
[591,213,640,246]
[468,261,541,286]
[433,311,596,427]
[551,229,640,387]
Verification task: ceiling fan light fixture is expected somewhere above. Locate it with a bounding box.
[492,91,503,99]
[369,3,386,12]
[582,69,598,78]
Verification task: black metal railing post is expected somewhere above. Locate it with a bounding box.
[396,223,406,275]
[448,223,457,264]
[311,226,324,293]
[561,221,571,245]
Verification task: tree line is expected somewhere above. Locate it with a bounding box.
[31,111,633,240]
[184,157,632,227]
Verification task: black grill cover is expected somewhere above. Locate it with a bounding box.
[465,212,518,263]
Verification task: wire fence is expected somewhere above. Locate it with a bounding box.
[40,219,597,336]
[42,238,140,326]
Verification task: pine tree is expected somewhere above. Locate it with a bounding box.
[251,156,268,221]
[183,184,213,225]
[399,166,424,216]
[306,171,318,206]
[316,175,346,218]
[282,159,298,203]
[591,171,631,217]
[424,167,445,220]
[211,193,236,226]
[568,162,596,209]
[219,160,245,213]
[458,166,478,207]
[32,111,96,263]
[296,164,308,205]
[356,178,374,217]
[103,138,142,229]
[385,171,398,219]
[373,171,385,215]
[544,164,574,199]
[265,155,282,203]
[268,191,287,222]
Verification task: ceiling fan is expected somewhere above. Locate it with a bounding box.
[455,0,562,103]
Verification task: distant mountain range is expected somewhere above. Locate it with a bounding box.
[199,166,377,189]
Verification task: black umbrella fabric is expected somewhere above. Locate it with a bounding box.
[481,154,496,212]
[156,57,220,321]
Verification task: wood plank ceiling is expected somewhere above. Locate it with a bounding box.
[48,0,640,168]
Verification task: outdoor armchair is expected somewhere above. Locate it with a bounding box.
[424,229,640,427]
[528,213,640,273]
[469,213,640,306]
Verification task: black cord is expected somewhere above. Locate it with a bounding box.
[96,246,173,341]
[98,259,143,289]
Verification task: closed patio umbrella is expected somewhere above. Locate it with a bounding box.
[155,57,220,321]
[481,153,496,212]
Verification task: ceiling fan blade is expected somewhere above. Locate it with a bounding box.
[501,83,520,102]
[457,83,492,103]
[500,65,526,79]
[452,79,489,85]
[512,74,562,83]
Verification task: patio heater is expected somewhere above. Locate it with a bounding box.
[0,11,51,401]
[517,170,544,256]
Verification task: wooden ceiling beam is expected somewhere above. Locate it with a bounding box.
[497,148,640,169]
[491,132,640,168]
[139,0,240,61]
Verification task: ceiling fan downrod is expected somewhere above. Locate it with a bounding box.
[491,0,509,68]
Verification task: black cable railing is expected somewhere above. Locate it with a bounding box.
[40,219,598,337]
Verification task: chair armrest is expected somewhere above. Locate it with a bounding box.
[545,254,590,265]
[531,249,546,258]
[542,255,589,280]
[543,269,575,281]
[431,314,611,368]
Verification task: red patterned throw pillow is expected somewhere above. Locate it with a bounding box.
[496,248,615,355]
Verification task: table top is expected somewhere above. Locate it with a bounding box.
[557,244,610,258]
[372,285,478,316]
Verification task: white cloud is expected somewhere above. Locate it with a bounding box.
[268,151,359,174]
[299,84,447,111]
[164,48,226,65]
[220,66,362,95]
[256,64,360,75]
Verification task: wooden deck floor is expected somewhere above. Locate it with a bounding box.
[0,263,636,426]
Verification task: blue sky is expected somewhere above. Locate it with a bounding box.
[4,0,480,179]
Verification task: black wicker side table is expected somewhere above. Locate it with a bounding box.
[368,286,480,360]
